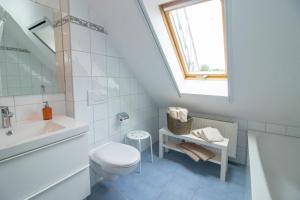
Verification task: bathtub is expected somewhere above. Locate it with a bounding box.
[248,131,300,200]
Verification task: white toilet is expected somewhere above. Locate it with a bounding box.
[89,142,140,180]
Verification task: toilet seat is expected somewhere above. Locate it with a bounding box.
[90,142,140,168]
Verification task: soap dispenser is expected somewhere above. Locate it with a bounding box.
[43,101,52,120]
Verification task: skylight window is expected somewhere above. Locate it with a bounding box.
[161,0,227,78]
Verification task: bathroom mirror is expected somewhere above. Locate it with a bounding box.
[0,0,65,96]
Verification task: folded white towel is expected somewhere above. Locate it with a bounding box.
[167,107,188,122]
[191,127,224,142]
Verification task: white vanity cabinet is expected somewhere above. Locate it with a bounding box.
[0,116,90,200]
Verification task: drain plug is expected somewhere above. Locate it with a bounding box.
[6,130,13,136]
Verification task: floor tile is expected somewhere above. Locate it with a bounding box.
[88,143,251,200]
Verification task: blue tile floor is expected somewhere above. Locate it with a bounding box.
[88,143,251,200]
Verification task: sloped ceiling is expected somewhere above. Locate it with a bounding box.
[89,0,300,126]
[88,0,179,104]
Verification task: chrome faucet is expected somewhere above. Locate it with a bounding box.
[0,106,13,129]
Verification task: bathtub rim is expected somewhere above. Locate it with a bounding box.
[248,131,272,200]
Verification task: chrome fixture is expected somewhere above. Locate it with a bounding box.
[1,106,13,128]
[117,112,129,122]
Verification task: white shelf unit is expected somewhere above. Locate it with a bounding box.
[162,141,222,165]
[159,128,229,181]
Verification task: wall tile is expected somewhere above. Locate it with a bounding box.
[106,36,119,57]
[93,102,108,121]
[15,104,43,121]
[120,95,132,114]
[91,77,107,95]
[74,101,93,123]
[108,77,120,97]
[71,51,91,76]
[72,77,91,101]
[94,119,109,143]
[91,30,106,55]
[107,57,119,77]
[70,24,90,52]
[108,97,120,117]
[14,95,43,106]
[43,93,65,102]
[120,78,131,96]
[109,117,121,136]
[87,124,95,145]
[0,97,15,106]
[91,53,106,76]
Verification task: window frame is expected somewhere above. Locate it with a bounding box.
[160,0,228,79]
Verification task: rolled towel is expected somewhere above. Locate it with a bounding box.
[178,108,188,122]
[191,127,224,142]
[179,142,215,161]
[167,107,178,119]
[167,107,188,122]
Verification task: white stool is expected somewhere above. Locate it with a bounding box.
[125,130,153,173]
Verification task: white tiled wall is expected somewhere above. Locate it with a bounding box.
[64,22,159,147]
[0,93,66,126]
[62,0,159,186]
[62,2,159,145]
[159,108,300,165]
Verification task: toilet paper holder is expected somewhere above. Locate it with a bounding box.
[117,112,129,122]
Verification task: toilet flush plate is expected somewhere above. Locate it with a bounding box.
[88,90,107,105]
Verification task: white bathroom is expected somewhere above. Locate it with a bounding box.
[0,0,299,200]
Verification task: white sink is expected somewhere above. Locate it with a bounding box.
[0,121,64,149]
[0,115,89,161]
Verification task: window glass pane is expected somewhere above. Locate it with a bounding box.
[169,0,226,74]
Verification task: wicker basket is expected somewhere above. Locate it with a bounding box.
[167,113,192,135]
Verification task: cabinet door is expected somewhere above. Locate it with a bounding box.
[0,134,90,200]
[31,168,90,200]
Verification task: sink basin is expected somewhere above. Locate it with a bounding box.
[0,121,64,149]
[0,115,89,161]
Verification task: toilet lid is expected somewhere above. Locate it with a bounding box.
[92,142,140,168]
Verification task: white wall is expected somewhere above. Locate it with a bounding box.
[88,0,300,128]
